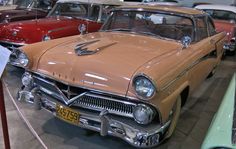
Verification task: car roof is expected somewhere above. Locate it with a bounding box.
[117,5,205,15]
[57,0,125,5]
[195,4,236,14]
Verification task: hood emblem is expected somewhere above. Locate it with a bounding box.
[75,40,100,56]
[75,40,117,56]
[12,31,17,36]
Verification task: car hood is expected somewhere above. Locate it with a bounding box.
[35,32,181,96]
[0,16,81,44]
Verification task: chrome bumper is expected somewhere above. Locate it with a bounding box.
[223,42,235,52]
[18,88,171,148]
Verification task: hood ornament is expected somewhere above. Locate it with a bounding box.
[75,40,100,56]
[12,31,17,36]
[75,40,117,56]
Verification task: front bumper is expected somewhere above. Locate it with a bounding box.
[18,87,171,148]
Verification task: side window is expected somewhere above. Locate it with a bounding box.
[207,17,216,36]
[196,17,208,41]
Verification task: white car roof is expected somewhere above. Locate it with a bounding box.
[57,0,125,5]
[195,4,236,14]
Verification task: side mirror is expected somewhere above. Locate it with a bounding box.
[181,36,192,49]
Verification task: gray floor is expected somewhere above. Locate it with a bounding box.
[1,55,236,149]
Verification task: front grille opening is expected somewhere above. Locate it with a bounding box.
[75,95,135,114]
[32,73,161,123]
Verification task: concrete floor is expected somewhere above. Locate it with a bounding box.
[1,55,236,149]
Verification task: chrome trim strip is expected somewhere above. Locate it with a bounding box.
[47,26,75,34]
[160,35,224,91]
[160,51,218,91]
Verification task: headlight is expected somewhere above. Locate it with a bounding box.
[22,72,33,88]
[133,75,156,99]
[133,104,155,124]
[42,35,51,41]
[10,49,29,67]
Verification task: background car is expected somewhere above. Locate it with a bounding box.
[0,0,56,24]
[195,4,236,55]
[0,0,124,50]
[11,5,225,148]
[201,74,236,149]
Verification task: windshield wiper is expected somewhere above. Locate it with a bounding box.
[138,31,165,39]
[111,28,132,32]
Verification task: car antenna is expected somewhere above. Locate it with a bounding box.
[35,0,38,22]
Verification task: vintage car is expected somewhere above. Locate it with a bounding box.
[195,5,236,55]
[201,74,236,149]
[0,0,124,50]
[12,5,225,148]
[0,0,55,24]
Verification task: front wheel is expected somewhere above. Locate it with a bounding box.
[165,95,181,138]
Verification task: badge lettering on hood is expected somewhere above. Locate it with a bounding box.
[75,40,117,56]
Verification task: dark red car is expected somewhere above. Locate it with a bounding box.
[0,0,56,23]
[195,4,236,55]
[0,0,123,49]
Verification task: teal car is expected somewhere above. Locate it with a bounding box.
[202,74,236,149]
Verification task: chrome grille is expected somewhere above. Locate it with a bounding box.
[73,93,136,117]
[33,74,136,118]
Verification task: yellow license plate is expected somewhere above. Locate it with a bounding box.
[56,104,80,125]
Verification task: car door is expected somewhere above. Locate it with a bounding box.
[188,16,220,91]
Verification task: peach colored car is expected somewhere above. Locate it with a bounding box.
[12,5,225,148]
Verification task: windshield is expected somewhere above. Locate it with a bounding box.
[102,11,194,40]
[17,0,52,9]
[49,3,116,22]
[16,0,32,9]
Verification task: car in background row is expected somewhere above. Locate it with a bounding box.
[195,5,236,55]
[12,5,225,148]
[0,0,124,51]
[201,74,236,149]
[0,0,56,24]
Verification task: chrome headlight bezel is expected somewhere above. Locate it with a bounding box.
[133,104,156,125]
[133,74,156,100]
[10,48,29,68]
